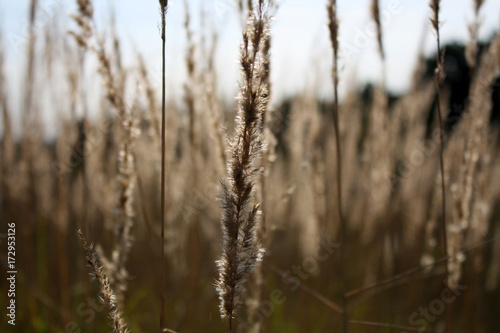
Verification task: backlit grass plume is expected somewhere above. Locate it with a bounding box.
[215,0,271,329]
[78,230,129,333]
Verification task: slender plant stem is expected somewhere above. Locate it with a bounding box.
[267,263,342,313]
[433,20,452,333]
[159,1,168,331]
[435,58,452,333]
[334,65,348,333]
[349,320,436,332]
[346,237,495,298]
[327,1,348,331]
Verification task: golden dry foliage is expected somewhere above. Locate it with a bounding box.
[1,1,500,333]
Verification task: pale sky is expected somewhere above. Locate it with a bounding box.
[1,0,500,135]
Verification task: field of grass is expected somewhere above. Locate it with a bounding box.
[1,0,500,332]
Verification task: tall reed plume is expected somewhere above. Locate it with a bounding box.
[215,1,271,330]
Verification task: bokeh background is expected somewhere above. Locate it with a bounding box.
[1,0,500,332]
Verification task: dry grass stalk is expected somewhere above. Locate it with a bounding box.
[182,0,204,223]
[286,94,323,254]
[338,91,363,227]
[183,0,197,149]
[70,0,139,304]
[466,0,485,75]
[430,1,452,332]
[237,0,256,26]
[450,32,500,288]
[23,0,39,126]
[137,54,160,141]
[107,106,139,302]
[215,1,271,329]
[371,0,384,61]
[52,109,73,321]
[486,223,500,291]
[78,230,130,333]
[19,0,41,223]
[3,0,500,331]
[327,1,348,332]
[248,4,276,332]
[159,0,169,331]
[364,85,390,241]
[201,29,228,170]
[95,50,138,303]
[0,34,13,181]
[69,0,93,48]
[362,0,391,242]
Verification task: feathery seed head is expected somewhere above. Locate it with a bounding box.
[474,0,484,14]
[78,230,129,333]
[77,0,93,19]
[430,0,441,32]
[327,0,339,58]
[159,0,168,10]
[371,0,384,59]
[216,0,271,328]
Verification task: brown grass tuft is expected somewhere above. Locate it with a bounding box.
[215,2,272,329]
